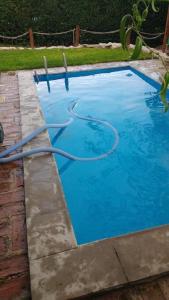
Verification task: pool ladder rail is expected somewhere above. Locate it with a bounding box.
[43,55,49,77]
[62,52,68,73]
[43,52,68,75]
[34,52,68,85]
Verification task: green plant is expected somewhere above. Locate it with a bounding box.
[120,0,169,111]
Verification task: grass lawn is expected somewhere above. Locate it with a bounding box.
[0,47,151,72]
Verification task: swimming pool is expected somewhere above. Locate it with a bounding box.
[36,66,169,245]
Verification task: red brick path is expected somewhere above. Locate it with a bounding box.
[0,73,30,300]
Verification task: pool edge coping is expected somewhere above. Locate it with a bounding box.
[18,60,169,300]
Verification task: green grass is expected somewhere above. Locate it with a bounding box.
[0,47,151,72]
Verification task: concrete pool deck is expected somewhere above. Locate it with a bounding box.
[17,60,169,300]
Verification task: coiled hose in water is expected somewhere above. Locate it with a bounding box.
[0,100,119,163]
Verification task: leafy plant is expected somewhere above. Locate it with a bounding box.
[120,0,169,111]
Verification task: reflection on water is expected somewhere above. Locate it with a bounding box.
[64,73,69,92]
[40,73,70,94]
[37,68,169,245]
[59,159,74,175]
[52,127,67,144]
[46,77,51,93]
[145,91,163,112]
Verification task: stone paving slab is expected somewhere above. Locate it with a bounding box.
[32,59,164,79]
[18,72,76,261]
[30,239,127,300]
[113,225,169,283]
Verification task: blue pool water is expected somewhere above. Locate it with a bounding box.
[36,66,169,245]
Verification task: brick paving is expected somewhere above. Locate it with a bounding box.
[0,73,30,300]
[1,72,169,299]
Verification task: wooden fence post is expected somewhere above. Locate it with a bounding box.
[162,6,169,53]
[29,28,35,48]
[74,25,80,46]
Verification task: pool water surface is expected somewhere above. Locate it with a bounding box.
[36,66,169,245]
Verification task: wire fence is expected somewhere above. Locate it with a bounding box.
[0,26,165,48]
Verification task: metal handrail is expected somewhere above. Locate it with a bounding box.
[62,52,68,73]
[43,56,49,76]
